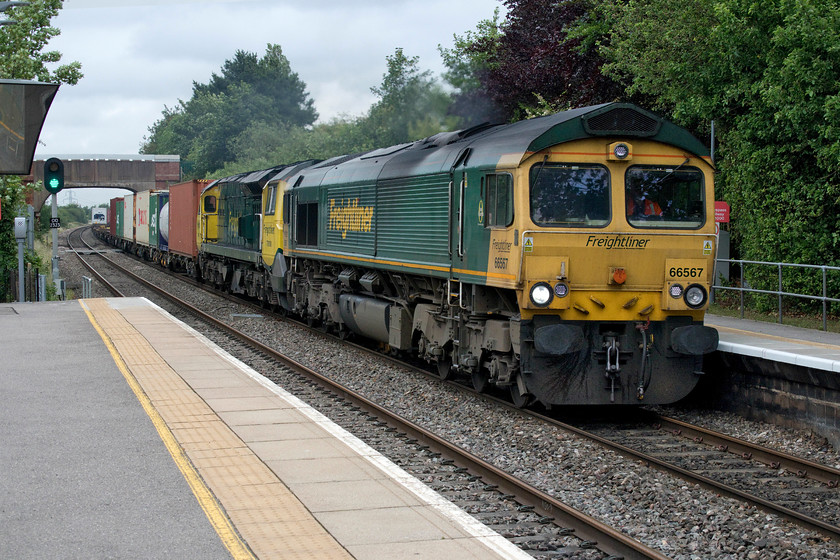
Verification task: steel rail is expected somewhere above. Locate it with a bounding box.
[655,415,840,488]
[539,413,840,541]
[66,226,124,297]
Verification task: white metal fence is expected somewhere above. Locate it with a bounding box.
[712,258,840,331]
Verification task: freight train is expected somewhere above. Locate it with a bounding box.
[100,103,719,407]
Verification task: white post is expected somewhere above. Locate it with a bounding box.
[14,216,26,302]
[51,193,60,284]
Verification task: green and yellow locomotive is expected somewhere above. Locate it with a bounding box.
[202,103,719,407]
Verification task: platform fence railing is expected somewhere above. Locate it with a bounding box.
[712,258,840,331]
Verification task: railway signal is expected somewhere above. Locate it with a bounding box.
[44,157,64,194]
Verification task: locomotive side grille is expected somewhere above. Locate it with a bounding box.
[583,107,661,137]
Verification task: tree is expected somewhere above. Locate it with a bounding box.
[439,9,507,125]
[193,45,316,127]
[0,0,82,301]
[217,49,460,177]
[142,44,317,177]
[0,0,82,84]
[592,0,840,307]
[364,48,456,147]
[221,116,371,177]
[442,0,623,124]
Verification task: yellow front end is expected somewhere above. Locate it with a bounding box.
[504,137,718,405]
[520,232,715,322]
[511,137,716,322]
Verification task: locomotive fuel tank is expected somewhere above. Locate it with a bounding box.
[338,294,413,350]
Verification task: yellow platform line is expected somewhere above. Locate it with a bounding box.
[80,300,256,560]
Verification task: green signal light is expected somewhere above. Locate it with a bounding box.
[43,157,64,194]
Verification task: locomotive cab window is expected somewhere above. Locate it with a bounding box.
[203,195,217,213]
[264,185,277,216]
[625,165,704,228]
[485,173,513,227]
[530,163,610,227]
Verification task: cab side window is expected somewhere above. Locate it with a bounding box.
[264,185,277,216]
[485,173,513,227]
[203,195,217,213]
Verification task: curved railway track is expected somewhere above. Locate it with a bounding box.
[73,225,840,554]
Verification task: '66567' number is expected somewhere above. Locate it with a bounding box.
[669,267,703,278]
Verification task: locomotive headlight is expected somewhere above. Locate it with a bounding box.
[530,282,554,307]
[554,282,569,298]
[613,143,629,159]
[609,142,632,161]
[669,283,684,299]
[684,284,708,308]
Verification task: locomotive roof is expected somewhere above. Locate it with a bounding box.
[283,103,711,189]
[203,104,710,195]
[203,160,320,195]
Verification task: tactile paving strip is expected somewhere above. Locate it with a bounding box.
[82,299,352,560]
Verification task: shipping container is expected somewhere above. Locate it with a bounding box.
[109,197,122,237]
[135,191,151,247]
[150,191,169,251]
[91,207,107,225]
[115,198,124,242]
[168,180,208,258]
[121,194,134,241]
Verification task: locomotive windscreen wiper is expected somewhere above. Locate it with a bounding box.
[649,157,690,187]
[531,154,549,187]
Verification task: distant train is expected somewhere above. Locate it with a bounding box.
[99,103,719,407]
[91,207,107,225]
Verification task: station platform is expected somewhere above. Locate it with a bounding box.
[0,298,530,560]
[706,313,840,372]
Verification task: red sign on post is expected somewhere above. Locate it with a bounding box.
[715,201,730,223]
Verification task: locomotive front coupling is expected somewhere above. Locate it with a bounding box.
[521,318,719,406]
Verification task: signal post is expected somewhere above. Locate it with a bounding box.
[44,158,64,295]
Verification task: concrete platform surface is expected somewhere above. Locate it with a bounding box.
[1,298,532,560]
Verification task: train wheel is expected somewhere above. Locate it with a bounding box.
[509,375,532,408]
[471,370,489,393]
[436,356,455,381]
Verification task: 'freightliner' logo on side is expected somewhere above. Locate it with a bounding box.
[329,198,374,239]
[586,235,651,249]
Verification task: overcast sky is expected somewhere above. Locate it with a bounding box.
[34,0,505,206]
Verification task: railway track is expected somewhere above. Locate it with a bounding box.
[71,225,840,555]
[557,413,840,541]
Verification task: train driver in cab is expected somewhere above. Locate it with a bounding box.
[626,183,663,218]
